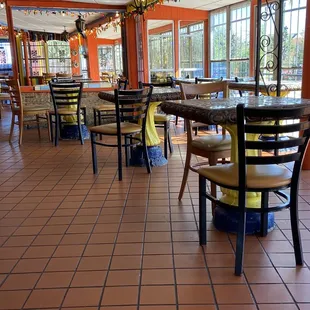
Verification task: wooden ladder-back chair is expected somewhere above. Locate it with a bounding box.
[178,81,231,214]
[90,87,153,181]
[7,79,50,145]
[197,104,310,275]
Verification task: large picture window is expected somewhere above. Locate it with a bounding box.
[180,22,204,78]
[47,41,71,74]
[210,2,250,78]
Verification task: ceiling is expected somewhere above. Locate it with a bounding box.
[65,0,245,10]
[0,0,245,35]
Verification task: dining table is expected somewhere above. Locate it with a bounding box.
[98,87,182,166]
[161,95,310,234]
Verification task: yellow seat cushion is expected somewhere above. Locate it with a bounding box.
[154,113,170,122]
[198,163,292,189]
[49,108,82,115]
[191,134,231,152]
[16,106,49,115]
[95,105,115,112]
[90,122,142,135]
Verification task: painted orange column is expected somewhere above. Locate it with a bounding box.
[22,34,31,85]
[174,21,179,78]
[70,38,80,76]
[6,5,18,79]
[301,0,310,169]
[141,18,149,82]
[125,17,138,88]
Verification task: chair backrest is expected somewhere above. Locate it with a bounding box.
[51,78,74,83]
[180,81,228,142]
[117,78,128,90]
[195,77,224,99]
[139,81,174,89]
[49,81,83,113]
[114,87,153,136]
[235,77,244,97]
[6,79,23,113]
[236,103,310,192]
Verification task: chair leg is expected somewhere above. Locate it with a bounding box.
[93,109,97,127]
[124,135,130,167]
[260,192,269,237]
[49,114,53,143]
[18,114,24,145]
[199,175,207,245]
[168,123,174,154]
[90,132,98,174]
[82,107,87,126]
[178,149,192,200]
[142,131,151,174]
[290,188,303,265]
[216,125,219,134]
[55,114,59,147]
[46,113,51,142]
[235,192,246,276]
[175,116,178,125]
[36,114,41,140]
[194,127,198,136]
[77,112,84,145]
[164,122,168,159]
[117,135,123,181]
[98,111,103,140]
[9,112,15,143]
[209,157,218,216]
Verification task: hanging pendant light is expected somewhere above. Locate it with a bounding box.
[61,26,69,42]
[129,0,180,15]
[75,15,86,38]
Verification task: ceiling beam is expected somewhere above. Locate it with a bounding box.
[6,0,126,11]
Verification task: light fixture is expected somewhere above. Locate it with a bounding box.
[61,26,69,42]
[75,15,86,38]
[61,10,66,17]
[115,11,119,18]
[128,0,180,15]
[0,2,4,9]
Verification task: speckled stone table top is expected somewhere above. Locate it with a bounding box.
[99,87,181,103]
[161,96,310,125]
[228,80,302,92]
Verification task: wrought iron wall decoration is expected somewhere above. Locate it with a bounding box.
[255,0,284,97]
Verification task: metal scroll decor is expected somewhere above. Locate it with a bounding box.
[255,0,284,97]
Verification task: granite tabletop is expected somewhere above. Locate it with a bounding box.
[99,87,181,103]
[161,96,310,125]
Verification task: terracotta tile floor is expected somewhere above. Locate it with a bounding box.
[1,107,310,309]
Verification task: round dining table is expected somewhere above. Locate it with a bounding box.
[98,87,181,166]
[161,95,310,234]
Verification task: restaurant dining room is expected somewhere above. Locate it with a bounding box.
[1,0,310,308]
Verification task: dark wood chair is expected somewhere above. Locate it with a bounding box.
[93,79,129,129]
[49,81,84,146]
[90,87,153,181]
[139,81,174,159]
[197,103,310,275]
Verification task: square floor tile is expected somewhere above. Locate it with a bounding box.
[214,284,253,304]
[287,284,310,302]
[1,273,40,290]
[140,286,176,305]
[251,284,294,303]
[0,290,31,310]
[176,268,210,284]
[63,287,102,307]
[106,270,140,286]
[36,272,74,288]
[142,269,175,285]
[244,267,282,283]
[277,267,310,283]
[101,286,138,306]
[24,289,66,309]
[178,285,214,304]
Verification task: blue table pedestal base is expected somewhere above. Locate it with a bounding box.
[213,206,275,235]
[60,125,89,140]
[130,145,167,167]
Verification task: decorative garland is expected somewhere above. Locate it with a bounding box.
[18,9,99,19]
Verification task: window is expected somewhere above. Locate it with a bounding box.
[114,44,123,75]
[0,40,12,75]
[210,2,250,78]
[28,41,46,76]
[148,25,174,82]
[210,9,227,78]
[47,41,71,74]
[180,22,204,78]
[282,0,306,81]
[98,46,114,73]
[230,4,250,78]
